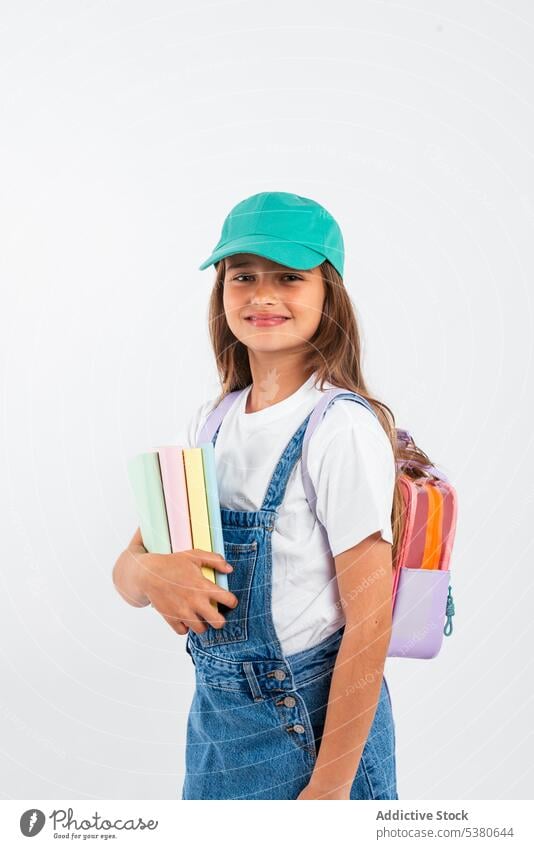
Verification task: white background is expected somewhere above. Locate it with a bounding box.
[1,0,533,800]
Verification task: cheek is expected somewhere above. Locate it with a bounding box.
[222,288,238,318]
[299,292,326,331]
[222,291,246,333]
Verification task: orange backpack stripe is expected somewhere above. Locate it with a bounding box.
[422,484,443,569]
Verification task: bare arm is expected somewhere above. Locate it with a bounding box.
[112,527,151,608]
[305,531,393,799]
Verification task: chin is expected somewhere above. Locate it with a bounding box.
[247,340,303,356]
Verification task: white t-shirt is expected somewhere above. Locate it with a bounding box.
[185,371,395,657]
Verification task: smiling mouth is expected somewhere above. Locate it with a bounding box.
[244,316,291,324]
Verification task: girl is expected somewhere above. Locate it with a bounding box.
[115,191,428,800]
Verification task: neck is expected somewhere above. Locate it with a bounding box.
[245,351,314,413]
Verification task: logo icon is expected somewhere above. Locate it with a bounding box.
[20,809,45,837]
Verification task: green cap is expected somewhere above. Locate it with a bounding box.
[198,191,344,277]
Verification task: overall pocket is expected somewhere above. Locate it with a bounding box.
[195,540,258,648]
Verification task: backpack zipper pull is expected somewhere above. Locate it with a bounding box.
[444,585,455,636]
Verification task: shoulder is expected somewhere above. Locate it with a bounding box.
[305,394,396,553]
[308,394,394,471]
[185,395,220,447]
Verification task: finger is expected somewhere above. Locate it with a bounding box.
[162,616,189,636]
[163,613,208,636]
[131,526,143,545]
[179,611,208,635]
[195,600,227,630]
[191,573,238,609]
[127,526,147,551]
[209,587,239,609]
[196,579,239,610]
[151,600,187,626]
[191,550,234,572]
[196,579,239,609]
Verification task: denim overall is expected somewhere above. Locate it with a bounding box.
[182,395,398,800]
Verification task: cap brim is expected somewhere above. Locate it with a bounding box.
[198,235,325,272]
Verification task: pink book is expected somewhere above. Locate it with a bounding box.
[156,446,193,551]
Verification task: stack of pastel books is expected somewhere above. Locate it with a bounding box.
[127,442,227,611]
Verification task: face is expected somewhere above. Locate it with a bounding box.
[222,253,326,355]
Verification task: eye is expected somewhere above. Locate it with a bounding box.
[231,274,302,282]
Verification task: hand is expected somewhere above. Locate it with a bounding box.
[296,781,351,800]
[123,528,239,636]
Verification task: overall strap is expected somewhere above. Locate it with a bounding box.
[260,414,313,513]
[196,388,246,445]
[196,384,316,515]
[300,389,378,520]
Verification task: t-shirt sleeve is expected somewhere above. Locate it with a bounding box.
[184,398,218,447]
[306,400,396,558]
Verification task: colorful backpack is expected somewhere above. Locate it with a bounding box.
[200,386,458,660]
[300,389,457,660]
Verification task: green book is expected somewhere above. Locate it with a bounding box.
[127,452,171,554]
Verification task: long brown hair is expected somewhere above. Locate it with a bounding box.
[207,256,433,564]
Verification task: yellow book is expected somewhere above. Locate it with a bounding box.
[182,447,217,609]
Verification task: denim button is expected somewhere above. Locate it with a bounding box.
[292,724,305,734]
[284,696,296,707]
[273,669,286,681]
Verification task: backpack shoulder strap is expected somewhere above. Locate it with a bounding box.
[197,388,246,445]
[301,388,378,518]
[396,428,450,482]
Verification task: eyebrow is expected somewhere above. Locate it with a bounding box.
[225,260,304,272]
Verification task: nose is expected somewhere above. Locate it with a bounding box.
[249,273,279,302]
